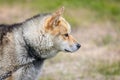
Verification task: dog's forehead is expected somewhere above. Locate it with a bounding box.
[59,17,71,33]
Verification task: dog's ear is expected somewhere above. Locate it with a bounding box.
[49,7,64,27]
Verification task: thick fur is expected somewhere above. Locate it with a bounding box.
[0,7,80,80]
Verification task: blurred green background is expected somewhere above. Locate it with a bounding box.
[0,0,120,80]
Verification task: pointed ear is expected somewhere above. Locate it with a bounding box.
[49,7,65,26]
[52,6,64,18]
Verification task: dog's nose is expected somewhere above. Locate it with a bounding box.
[76,43,81,49]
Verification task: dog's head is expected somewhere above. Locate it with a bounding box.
[45,7,81,53]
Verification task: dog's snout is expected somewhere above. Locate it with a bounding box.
[76,44,81,49]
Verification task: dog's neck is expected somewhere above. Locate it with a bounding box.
[21,18,59,59]
[23,33,59,59]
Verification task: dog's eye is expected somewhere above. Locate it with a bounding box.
[64,33,69,37]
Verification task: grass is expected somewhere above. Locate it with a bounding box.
[0,0,120,21]
[94,34,114,47]
[0,0,120,29]
[102,35,113,45]
[0,0,120,32]
[97,61,120,76]
[101,34,113,46]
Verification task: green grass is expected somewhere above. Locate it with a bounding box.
[102,35,113,45]
[0,0,120,28]
[97,61,120,76]
[94,34,114,46]
[0,0,120,20]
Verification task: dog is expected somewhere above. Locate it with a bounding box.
[0,7,81,80]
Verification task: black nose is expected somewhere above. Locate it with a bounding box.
[76,44,81,49]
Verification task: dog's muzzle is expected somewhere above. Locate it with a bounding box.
[64,43,81,52]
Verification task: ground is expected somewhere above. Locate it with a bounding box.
[0,5,120,80]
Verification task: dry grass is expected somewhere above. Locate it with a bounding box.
[0,6,120,80]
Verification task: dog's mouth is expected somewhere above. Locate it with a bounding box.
[64,49,72,52]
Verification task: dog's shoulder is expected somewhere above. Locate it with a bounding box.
[0,23,21,44]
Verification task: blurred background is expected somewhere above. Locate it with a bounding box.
[0,0,120,80]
